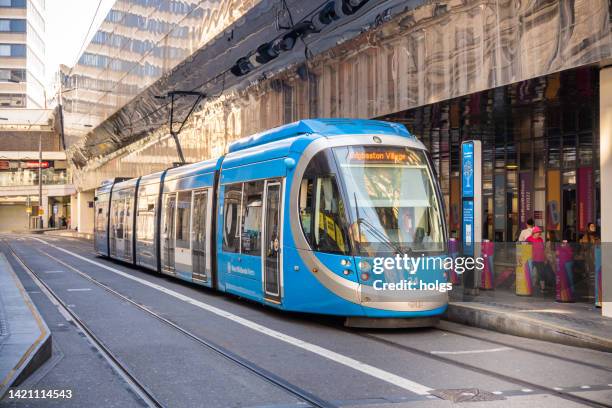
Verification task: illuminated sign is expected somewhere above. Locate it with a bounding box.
[347,149,422,165]
[24,161,50,169]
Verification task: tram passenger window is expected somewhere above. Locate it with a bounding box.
[241,181,263,255]
[124,196,132,240]
[299,179,313,237]
[222,183,242,253]
[115,200,124,239]
[96,202,106,232]
[176,191,191,249]
[300,177,349,255]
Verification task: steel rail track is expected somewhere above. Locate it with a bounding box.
[9,241,333,408]
[4,240,166,408]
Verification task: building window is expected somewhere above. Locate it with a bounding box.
[0,44,26,57]
[0,68,25,82]
[0,19,26,32]
[0,93,25,107]
[0,0,26,7]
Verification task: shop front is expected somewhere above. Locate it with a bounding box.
[381,66,602,305]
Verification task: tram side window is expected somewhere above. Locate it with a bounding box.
[137,195,155,242]
[299,177,349,255]
[114,199,124,239]
[176,191,191,249]
[124,196,133,240]
[222,183,242,253]
[241,180,263,255]
[96,201,107,232]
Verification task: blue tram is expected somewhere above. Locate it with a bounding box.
[94,119,448,327]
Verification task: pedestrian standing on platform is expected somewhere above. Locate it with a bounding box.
[527,226,548,294]
[579,222,600,299]
[518,218,534,242]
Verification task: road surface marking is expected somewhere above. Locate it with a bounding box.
[45,270,65,274]
[430,347,511,355]
[30,237,433,396]
[67,288,92,292]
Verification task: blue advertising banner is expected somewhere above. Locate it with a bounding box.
[463,200,475,256]
[462,142,475,198]
[462,199,474,244]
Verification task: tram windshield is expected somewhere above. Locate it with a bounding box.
[334,146,445,254]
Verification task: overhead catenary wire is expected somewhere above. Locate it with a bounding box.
[67,0,104,78]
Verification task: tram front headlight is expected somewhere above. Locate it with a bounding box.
[358,260,371,272]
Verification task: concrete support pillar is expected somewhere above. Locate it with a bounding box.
[70,194,77,230]
[41,195,48,229]
[600,67,612,317]
[77,190,95,234]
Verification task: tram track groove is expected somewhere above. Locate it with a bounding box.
[3,240,166,408]
[10,240,333,408]
[345,330,610,408]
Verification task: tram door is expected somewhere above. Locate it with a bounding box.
[111,199,124,258]
[191,190,208,282]
[162,194,176,273]
[263,181,281,302]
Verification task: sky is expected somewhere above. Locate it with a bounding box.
[45,0,116,89]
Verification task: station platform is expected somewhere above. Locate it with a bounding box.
[447,291,612,352]
[43,229,94,240]
[0,252,51,398]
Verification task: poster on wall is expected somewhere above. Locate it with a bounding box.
[462,142,475,198]
[546,170,561,231]
[519,172,533,229]
[461,141,482,256]
[577,167,594,233]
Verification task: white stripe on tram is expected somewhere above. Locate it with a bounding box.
[30,237,432,395]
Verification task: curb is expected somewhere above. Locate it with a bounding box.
[444,302,612,353]
[43,231,93,240]
[0,253,52,399]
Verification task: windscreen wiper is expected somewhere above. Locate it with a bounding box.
[353,192,407,255]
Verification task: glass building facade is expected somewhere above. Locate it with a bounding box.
[380,67,600,245]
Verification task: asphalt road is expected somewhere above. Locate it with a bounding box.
[1,234,611,408]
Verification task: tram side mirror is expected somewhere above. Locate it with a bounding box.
[284,157,296,170]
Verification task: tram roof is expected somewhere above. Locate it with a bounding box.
[226,119,413,154]
[112,177,140,192]
[164,157,221,182]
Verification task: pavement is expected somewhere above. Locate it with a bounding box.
[42,230,93,240]
[447,290,612,352]
[0,252,51,399]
